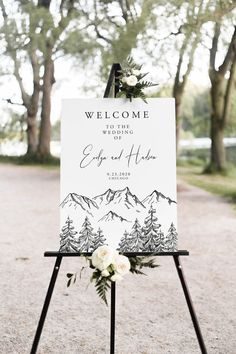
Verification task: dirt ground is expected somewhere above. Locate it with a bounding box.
[0,163,236,354]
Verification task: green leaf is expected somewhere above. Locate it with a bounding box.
[130,269,147,275]
[116,91,126,98]
[66,272,77,287]
[117,57,158,104]
[79,266,85,279]
[139,73,148,80]
[95,277,111,306]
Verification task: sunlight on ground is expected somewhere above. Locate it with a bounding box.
[178,165,236,210]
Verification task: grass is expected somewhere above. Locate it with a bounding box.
[178,162,236,209]
[0,154,60,168]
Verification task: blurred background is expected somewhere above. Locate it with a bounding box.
[0,1,236,204]
[0,0,235,175]
[0,2,236,353]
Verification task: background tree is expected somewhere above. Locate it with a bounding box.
[77,216,95,252]
[151,0,235,155]
[0,0,41,154]
[0,0,96,159]
[0,108,25,143]
[60,216,79,252]
[207,23,236,172]
[172,0,206,153]
[88,0,159,78]
[182,85,211,138]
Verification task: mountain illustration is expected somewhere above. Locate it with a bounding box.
[142,190,176,206]
[94,187,146,210]
[61,193,98,216]
[98,211,130,223]
[93,188,116,205]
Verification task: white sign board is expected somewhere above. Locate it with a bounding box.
[60,98,178,253]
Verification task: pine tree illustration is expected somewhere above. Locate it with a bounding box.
[60,217,79,252]
[155,229,165,252]
[77,216,95,252]
[130,218,145,252]
[142,205,161,252]
[93,228,107,250]
[117,230,130,252]
[165,222,178,251]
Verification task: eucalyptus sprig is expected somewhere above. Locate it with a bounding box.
[116,57,158,103]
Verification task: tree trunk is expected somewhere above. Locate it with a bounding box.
[37,47,54,158]
[207,25,236,173]
[26,113,38,154]
[210,114,226,171]
[174,92,182,155]
[207,72,227,172]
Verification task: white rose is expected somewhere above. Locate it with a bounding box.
[92,245,114,271]
[111,250,119,263]
[121,76,128,83]
[92,257,104,271]
[111,273,123,282]
[113,255,130,276]
[101,269,110,277]
[126,75,138,87]
[132,69,141,76]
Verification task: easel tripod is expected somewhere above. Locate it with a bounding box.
[30,63,208,354]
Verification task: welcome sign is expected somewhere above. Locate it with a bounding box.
[60,98,178,253]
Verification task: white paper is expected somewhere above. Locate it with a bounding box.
[60,98,178,253]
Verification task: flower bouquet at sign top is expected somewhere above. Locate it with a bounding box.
[67,245,159,305]
[116,57,158,103]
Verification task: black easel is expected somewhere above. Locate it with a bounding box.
[30,64,207,354]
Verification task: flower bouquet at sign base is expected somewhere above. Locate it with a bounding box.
[67,245,159,305]
[116,57,158,103]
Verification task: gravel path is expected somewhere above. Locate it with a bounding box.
[0,163,236,354]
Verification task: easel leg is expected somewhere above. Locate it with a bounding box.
[110,281,116,354]
[173,255,207,354]
[30,255,62,354]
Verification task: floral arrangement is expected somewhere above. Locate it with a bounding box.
[67,245,159,305]
[116,57,158,103]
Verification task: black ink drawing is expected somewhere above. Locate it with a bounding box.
[99,211,130,223]
[60,216,107,253]
[79,144,157,169]
[60,186,178,252]
[60,217,80,252]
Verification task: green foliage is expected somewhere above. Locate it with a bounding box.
[19,153,60,165]
[57,30,100,60]
[100,0,158,77]
[179,145,236,168]
[154,82,236,139]
[94,273,111,306]
[0,110,26,142]
[51,120,60,141]
[0,154,60,166]
[178,165,236,207]
[66,272,77,288]
[129,256,159,275]
[117,57,157,103]
[66,252,159,306]
[177,157,205,167]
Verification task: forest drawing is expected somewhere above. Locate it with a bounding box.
[60,187,178,253]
